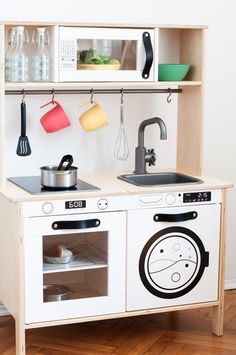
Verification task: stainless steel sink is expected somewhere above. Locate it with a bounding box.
[118,172,203,187]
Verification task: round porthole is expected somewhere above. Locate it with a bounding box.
[139,226,209,299]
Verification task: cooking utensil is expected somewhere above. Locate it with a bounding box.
[57,154,73,171]
[79,64,120,70]
[40,100,71,133]
[158,64,190,81]
[43,284,72,302]
[16,101,32,156]
[43,243,75,264]
[79,100,109,132]
[40,155,78,188]
[114,91,129,160]
[43,254,76,264]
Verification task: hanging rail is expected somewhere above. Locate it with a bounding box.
[4,88,182,95]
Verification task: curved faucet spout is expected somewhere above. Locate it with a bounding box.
[138,117,167,147]
[135,117,167,174]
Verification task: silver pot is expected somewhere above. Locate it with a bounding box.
[40,155,78,188]
[43,284,71,302]
[40,166,78,188]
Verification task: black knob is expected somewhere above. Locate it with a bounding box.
[147,148,156,166]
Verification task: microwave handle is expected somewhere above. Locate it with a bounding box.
[52,219,100,230]
[142,31,153,79]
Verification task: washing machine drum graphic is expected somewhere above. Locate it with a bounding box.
[139,226,209,299]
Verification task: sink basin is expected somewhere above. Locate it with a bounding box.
[118,172,203,187]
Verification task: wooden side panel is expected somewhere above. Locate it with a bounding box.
[0,25,5,186]
[0,194,23,318]
[0,194,26,353]
[212,189,227,335]
[176,85,203,175]
[180,29,205,81]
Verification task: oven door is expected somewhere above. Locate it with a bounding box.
[24,211,125,324]
[59,27,155,82]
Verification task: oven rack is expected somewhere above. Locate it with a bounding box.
[43,244,107,274]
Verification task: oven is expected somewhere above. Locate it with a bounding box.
[126,190,222,311]
[22,196,126,324]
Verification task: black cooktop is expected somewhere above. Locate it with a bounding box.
[8,176,100,195]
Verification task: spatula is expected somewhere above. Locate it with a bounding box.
[16,101,32,156]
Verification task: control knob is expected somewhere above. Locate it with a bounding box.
[165,193,176,205]
[42,202,54,214]
[97,198,108,210]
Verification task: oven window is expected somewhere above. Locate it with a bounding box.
[42,232,108,302]
[77,39,137,70]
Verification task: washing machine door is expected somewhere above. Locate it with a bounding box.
[139,226,209,299]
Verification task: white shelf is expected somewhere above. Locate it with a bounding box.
[4,81,202,91]
[43,245,107,274]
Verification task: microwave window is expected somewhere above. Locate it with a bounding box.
[77,39,138,70]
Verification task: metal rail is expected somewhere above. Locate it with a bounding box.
[5,88,182,95]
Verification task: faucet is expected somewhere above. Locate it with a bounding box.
[134,117,167,174]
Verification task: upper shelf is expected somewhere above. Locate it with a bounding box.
[0,21,208,29]
[1,24,205,88]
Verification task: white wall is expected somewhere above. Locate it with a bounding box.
[1,0,236,287]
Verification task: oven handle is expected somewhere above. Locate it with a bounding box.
[153,211,198,222]
[52,219,100,230]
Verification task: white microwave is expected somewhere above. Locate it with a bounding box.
[55,26,155,82]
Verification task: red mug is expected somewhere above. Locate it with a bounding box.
[40,100,71,133]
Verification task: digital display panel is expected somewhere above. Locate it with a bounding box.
[65,200,86,209]
[183,192,211,203]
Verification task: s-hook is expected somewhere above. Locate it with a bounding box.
[167,88,172,103]
[121,88,124,105]
[51,88,55,103]
[21,89,26,104]
[90,88,94,104]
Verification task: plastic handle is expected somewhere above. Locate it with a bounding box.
[21,102,26,136]
[40,100,60,109]
[79,100,98,108]
[52,219,101,230]
[153,211,198,223]
[142,32,153,79]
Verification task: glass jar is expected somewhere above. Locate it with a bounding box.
[32,27,50,82]
[5,28,17,82]
[10,26,29,82]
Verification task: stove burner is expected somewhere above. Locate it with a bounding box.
[41,185,77,192]
[8,176,100,195]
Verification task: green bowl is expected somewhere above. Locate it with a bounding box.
[158,64,190,81]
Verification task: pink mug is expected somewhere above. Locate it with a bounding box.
[40,100,71,133]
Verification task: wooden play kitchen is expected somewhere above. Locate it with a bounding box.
[0,21,232,354]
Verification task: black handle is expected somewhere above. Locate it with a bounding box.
[146,148,156,166]
[153,211,198,222]
[204,251,209,267]
[21,102,26,137]
[52,219,100,230]
[142,32,153,79]
[57,154,73,171]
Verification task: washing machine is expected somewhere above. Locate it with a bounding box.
[126,190,221,311]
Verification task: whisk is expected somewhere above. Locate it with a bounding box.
[114,90,129,160]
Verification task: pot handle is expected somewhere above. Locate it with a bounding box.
[57,154,73,171]
[52,219,100,230]
[153,211,198,222]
